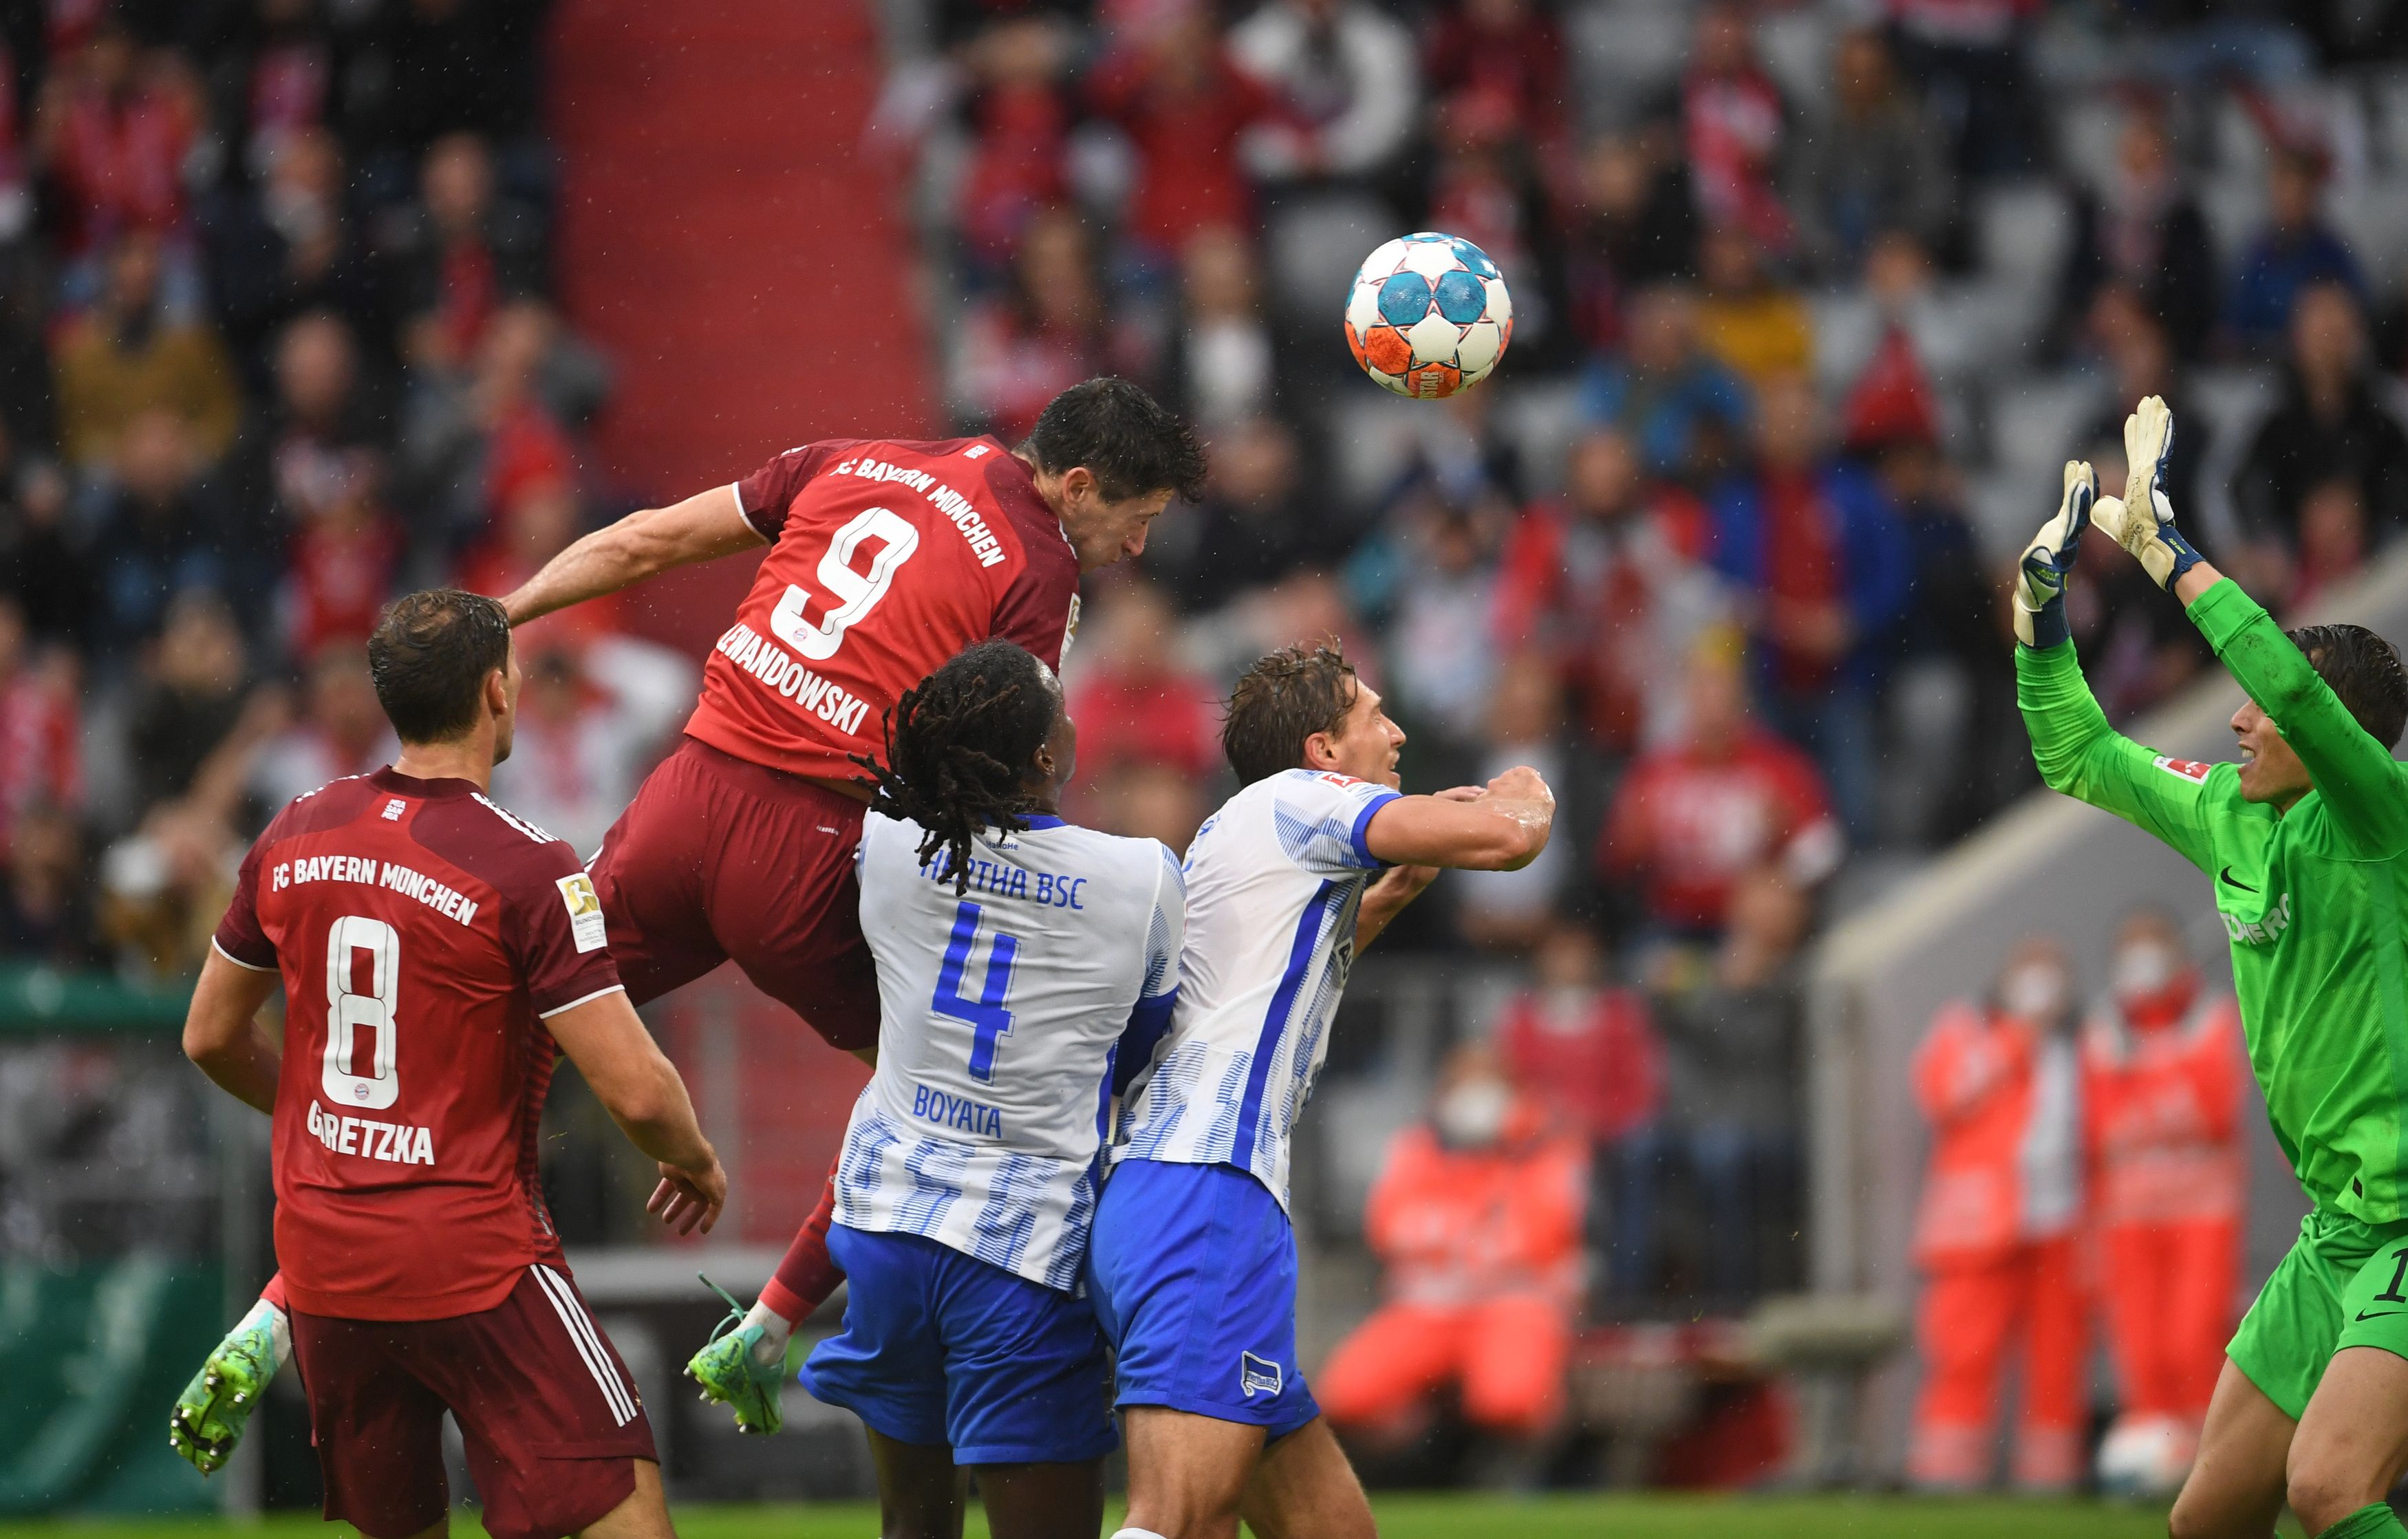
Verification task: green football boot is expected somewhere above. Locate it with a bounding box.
[686,1276,787,1435]
[169,1309,281,1475]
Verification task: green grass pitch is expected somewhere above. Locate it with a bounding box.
[0,1495,2204,1539]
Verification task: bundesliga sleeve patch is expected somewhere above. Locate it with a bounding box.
[557,872,608,953]
[2153,755,2213,783]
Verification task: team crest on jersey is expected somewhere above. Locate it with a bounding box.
[557,873,607,953]
[1311,771,1368,788]
[2152,755,2213,783]
[1240,1351,1283,1399]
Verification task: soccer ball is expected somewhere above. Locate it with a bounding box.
[1343,233,1514,400]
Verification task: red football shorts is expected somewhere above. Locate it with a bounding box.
[588,738,879,1051]
[289,1265,656,1539]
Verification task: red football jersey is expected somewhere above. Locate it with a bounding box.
[213,768,623,1322]
[683,437,1081,784]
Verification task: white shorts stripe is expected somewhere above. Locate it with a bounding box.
[530,1266,636,1425]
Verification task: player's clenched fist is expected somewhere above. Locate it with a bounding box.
[2094,394,2204,592]
[2012,460,2100,649]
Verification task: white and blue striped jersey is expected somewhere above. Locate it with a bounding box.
[835,809,1183,1291]
[1115,768,1400,1211]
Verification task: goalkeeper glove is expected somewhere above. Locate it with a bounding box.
[2095,394,2204,591]
[2012,460,2097,649]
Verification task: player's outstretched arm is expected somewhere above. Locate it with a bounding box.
[1362,766,1554,873]
[182,947,285,1114]
[546,989,727,1235]
[499,484,764,627]
[2015,458,2219,868]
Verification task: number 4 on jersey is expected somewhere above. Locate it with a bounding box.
[933,899,1018,1083]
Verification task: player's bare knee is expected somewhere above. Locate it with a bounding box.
[2285,1456,2380,1536]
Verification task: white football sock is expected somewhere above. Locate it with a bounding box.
[1110,1530,1170,1539]
[741,1299,793,1366]
[237,1295,293,1372]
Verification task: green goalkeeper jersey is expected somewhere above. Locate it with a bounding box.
[2019,579,2408,1223]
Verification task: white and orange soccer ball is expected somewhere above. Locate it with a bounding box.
[1343,232,1514,400]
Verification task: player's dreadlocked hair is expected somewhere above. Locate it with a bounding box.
[2288,622,2408,749]
[1222,642,1358,787]
[852,641,1060,894]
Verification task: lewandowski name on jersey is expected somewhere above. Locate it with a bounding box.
[834,810,1183,1291]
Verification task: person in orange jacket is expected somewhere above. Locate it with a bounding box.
[1318,1042,1589,1450]
[1907,936,2089,1492]
[2082,905,2246,1496]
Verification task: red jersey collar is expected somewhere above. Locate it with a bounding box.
[371,765,480,799]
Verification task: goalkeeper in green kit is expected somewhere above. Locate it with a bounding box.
[2017,396,2408,1539]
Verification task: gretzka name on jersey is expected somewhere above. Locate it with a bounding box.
[711,621,874,735]
[272,854,481,927]
[831,455,1007,568]
[307,1100,436,1165]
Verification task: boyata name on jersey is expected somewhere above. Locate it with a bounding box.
[305,1100,436,1165]
[271,854,480,928]
[709,621,874,735]
[830,453,1007,568]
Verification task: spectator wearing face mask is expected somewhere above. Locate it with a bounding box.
[1316,1042,1588,1457]
[2081,907,2245,1497]
[1906,937,2088,1493]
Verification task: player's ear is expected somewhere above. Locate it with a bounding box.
[1300,730,1336,771]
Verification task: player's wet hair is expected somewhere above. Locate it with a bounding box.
[854,640,1062,894]
[1021,378,1208,504]
[2288,622,2408,749]
[368,589,512,744]
[1222,643,1358,787]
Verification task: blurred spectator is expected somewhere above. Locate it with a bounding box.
[2233,281,2408,576]
[1375,492,1503,751]
[1637,868,1810,1303]
[2082,288,2202,521]
[2081,908,2244,1497]
[1423,87,1550,354]
[1421,0,1568,164]
[0,447,92,652]
[1229,0,1419,187]
[1562,129,1698,353]
[0,599,80,856]
[1064,577,1216,849]
[952,16,1075,270]
[1907,938,2087,1494]
[1317,1042,1586,1454]
[1789,28,1954,283]
[249,641,394,813]
[1708,372,1909,835]
[455,476,608,644]
[2288,478,2369,610]
[32,24,202,271]
[279,455,400,659]
[1143,414,1326,612]
[1874,435,2008,844]
[1693,225,1811,391]
[1452,657,1575,949]
[2228,144,2363,355]
[1494,919,1661,1298]
[1163,226,1278,431]
[488,636,674,859]
[211,0,336,179]
[1576,283,1750,488]
[1601,640,1842,943]
[1883,0,2039,180]
[2058,106,2217,361]
[956,209,1147,442]
[1494,425,1723,754]
[92,411,239,646]
[399,300,584,557]
[204,127,388,377]
[0,804,98,965]
[1086,6,1278,260]
[54,234,242,473]
[221,311,384,530]
[124,588,268,816]
[1662,3,1789,254]
[385,132,548,369]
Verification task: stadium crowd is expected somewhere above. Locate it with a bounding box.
[0,0,696,991]
[881,0,2408,1333]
